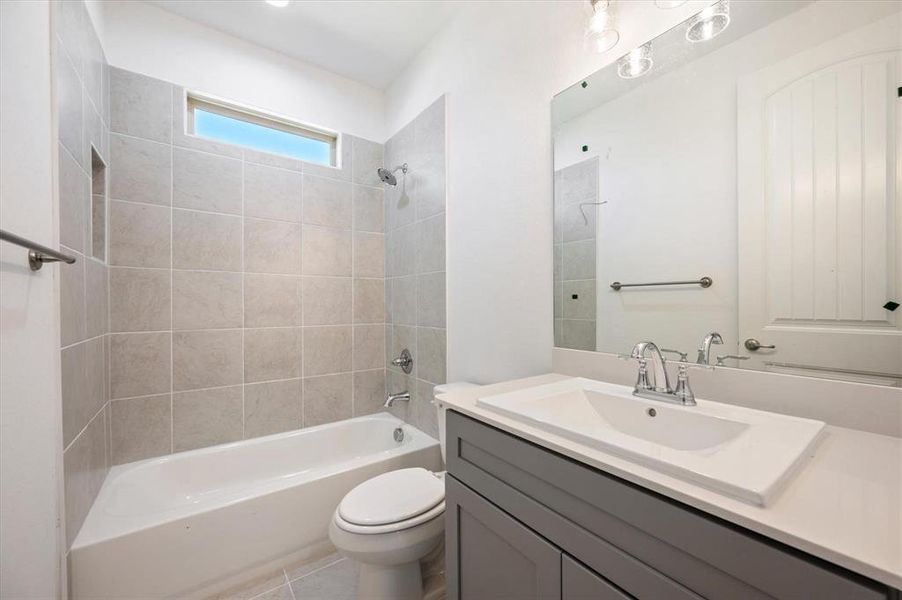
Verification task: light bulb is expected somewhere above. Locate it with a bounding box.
[265,0,290,7]
[585,0,620,54]
[617,43,653,79]
[686,0,730,43]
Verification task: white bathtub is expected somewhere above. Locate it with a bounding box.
[69,413,441,599]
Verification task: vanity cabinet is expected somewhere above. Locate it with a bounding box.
[445,411,898,600]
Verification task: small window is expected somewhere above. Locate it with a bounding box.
[187,94,337,166]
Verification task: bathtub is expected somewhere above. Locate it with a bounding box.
[69,413,441,599]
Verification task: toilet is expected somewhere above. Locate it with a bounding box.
[329,382,479,599]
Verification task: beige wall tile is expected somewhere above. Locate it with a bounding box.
[389,276,414,326]
[172,329,243,391]
[110,67,172,143]
[61,337,105,447]
[354,278,385,324]
[173,147,242,215]
[353,232,384,278]
[172,209,242,271]
[172,270,243,330]
[353,325,384,371]
[60,249,86,346]
[303,373,352,427]
[416,327,446,384]
[109,200,170,268]
[301,226,351,276]
[244,327,302,383]
[244,379,301,438]
[416,213,445,274]
[173,386,243,451]
[350,136,383,187]
[303,326,351,376]
[352,185,384,233]
[413,379,439,439]
[110,133,171,206]
[302,175,351,229]
[245,163,302,222]
[85,258,108,338]
[353,370,385,416]
[63,410,106,546]
[109,267,171,332]
[245,218,301,275]
[417,272,446,328]
[302,277,351,326]
[243,147,301,171]
[244,274,300,327]
[59,145,88,253]
[388,224,415,277]
[561,239,595,281]
[111,394,171,464]
[57,40,85,168]
[110,332,171,399]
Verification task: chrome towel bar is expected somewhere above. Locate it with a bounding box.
[610,276,712,291]
[0,229,77,271]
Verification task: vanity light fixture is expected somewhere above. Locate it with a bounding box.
[617,43,653,79]
[265,0,290,7]
[686,0,730,43]
[585,0,620,54]
[654,0,687,7]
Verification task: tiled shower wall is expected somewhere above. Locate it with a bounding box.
[553,157,598,351]
[56,0,112,548]
[383,97,447,438]
[106,66,387,464]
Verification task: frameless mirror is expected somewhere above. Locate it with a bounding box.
[552,0,901,386]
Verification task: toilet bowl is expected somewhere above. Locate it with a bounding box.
[329,382,479,600]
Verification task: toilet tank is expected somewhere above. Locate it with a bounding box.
[433,382,480,463]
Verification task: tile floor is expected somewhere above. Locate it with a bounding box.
[209,553,357,600]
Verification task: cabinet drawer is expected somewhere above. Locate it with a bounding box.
[446,410,892,600]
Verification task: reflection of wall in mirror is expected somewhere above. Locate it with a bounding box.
[552,0,901,361]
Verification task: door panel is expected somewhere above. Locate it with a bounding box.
[446,475,561,600]
[738,37,901,381]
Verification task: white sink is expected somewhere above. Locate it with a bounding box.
[476,378,825,506]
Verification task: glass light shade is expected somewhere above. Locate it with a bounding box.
[654,0,687,7]
[585,0,620,54]
[617,43,653,79]
[265,0,290,7]
[686,0,731,43]
[585,28,621,54]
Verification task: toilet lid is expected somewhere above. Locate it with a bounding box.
[338,468,444,526]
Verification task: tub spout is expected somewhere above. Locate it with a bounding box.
[384,391,410,408]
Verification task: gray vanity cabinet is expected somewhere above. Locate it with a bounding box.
[445,410,898,600]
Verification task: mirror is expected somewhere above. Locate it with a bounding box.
[552,0,901,386]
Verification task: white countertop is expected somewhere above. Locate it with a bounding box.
[438,373,902,589]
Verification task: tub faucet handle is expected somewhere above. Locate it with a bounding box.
[391,348,413,374]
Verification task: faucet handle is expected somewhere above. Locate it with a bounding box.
[634,357,653,392]
[660,348,688,362]
[672,363,695,405]
[715,355,750,367]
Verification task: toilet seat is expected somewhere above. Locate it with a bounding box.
[335,468,445,535]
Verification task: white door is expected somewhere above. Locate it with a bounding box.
[738,29,901,384]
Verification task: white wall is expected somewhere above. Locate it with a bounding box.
[552,0,901,359]
[101,1,385,141]
[385,1,713,384]
[0,1,66,596]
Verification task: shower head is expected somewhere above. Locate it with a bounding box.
[377,163,408,186]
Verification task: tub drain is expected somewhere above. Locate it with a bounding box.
[393,427,405,443]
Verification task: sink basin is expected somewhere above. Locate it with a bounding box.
[476,378,825,506]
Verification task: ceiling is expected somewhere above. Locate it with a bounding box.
[145,0,460,89]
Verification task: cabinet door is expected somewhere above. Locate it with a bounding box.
[562,555,632,600]
[446,475,561,600]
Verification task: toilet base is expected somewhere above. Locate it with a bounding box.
[358,560,422,600]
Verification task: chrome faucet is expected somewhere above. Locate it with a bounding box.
[384,391,411,408]
[696,332,723,365]
[629,341,696,406]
